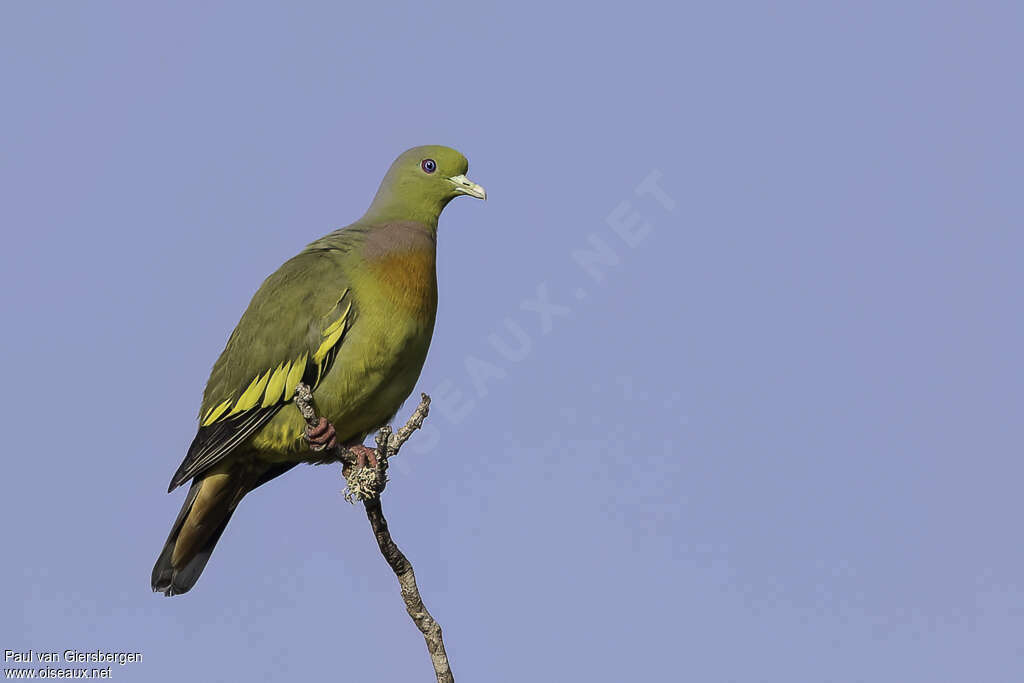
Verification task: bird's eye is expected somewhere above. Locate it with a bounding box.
[421,158,437,174]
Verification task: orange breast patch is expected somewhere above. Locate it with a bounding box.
[367,249,438,323]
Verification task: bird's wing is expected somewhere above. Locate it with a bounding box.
[167,249,357,491]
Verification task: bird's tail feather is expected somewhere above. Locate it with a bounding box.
[151,473,237,596]
[152,462,296,596]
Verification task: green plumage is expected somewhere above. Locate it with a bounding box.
[153,145,485,595]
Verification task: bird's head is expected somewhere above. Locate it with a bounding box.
[365,145,486,225]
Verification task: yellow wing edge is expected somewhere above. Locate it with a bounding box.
[200,289,352,427]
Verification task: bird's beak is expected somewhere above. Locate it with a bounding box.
[448,174,487,200]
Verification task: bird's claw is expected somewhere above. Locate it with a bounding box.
[348,444,379,469]
[305,417,337,451]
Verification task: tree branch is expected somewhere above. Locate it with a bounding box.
[293,384,452,683]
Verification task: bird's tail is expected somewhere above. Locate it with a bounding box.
[151,468,249,596]
[152,462,296,596]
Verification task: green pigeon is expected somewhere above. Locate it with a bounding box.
[152,145,485,596]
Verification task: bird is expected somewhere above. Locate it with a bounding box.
[152,145,485,596]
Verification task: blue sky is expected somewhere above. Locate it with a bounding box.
[1,2,1022,681]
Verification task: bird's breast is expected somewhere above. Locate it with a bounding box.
[313,246,438,442]
[364,247,438,327]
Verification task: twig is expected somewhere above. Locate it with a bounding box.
[293,384,452,683]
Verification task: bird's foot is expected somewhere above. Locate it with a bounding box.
[305,417,337,451]
[342,444,379,473]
